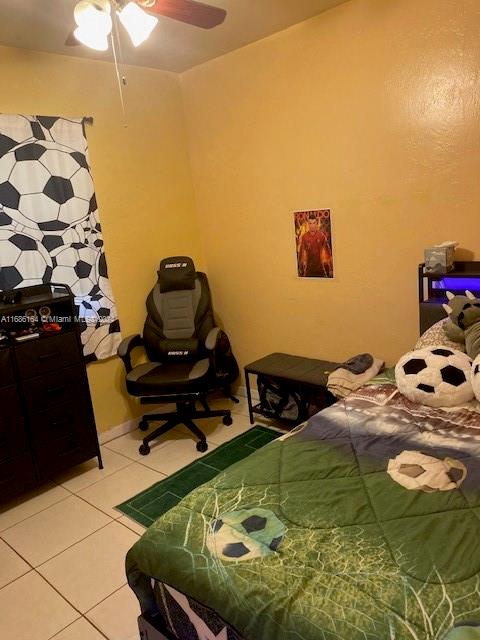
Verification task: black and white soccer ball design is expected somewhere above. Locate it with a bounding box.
[52,244,98,296]
[0,140,93,232]
[0,115,121,363]
[207,508,285,563]
[0,229,52,289]
[387,450,467,493]
[395,346,474,407]
[472,355,480,402]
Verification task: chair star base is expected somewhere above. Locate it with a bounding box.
[138,397,233,456]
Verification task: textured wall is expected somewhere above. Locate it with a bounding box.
[0,45,202,431]
[2,0,480,431]
[181,0,480,368]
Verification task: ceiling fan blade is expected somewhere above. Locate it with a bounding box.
[143,0,226,29]
[65,30,80,46]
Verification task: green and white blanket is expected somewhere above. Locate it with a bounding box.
[127,383,480,640]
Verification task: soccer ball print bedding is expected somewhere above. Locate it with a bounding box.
[0,114,120,362]
[387,450,467,493]
[207,508,285,562]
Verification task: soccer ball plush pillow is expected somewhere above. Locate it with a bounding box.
[472,354,480,402]
[395,346,473,407]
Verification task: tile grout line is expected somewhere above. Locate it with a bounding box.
[0,492,72,537]
[34,571,113,640]
[0,447,137,536]
[53,457,136,495]
[46,614,112,640]
[1,534,35,567]
[78,615,110,640]
[61,457,170,502]
[0,537,35,591]
[116,515,146,535]
[0,496,114,559]
[35,518,124,570]
[37,552,133,638]
[32,568,84,631]
[83,580,129,616]
[72,481,155,520]
[38,560,134,638]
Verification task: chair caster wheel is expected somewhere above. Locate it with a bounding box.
[222,415,233,426]
[196,440,208,453]
[139,443,150,456]
[139,420,149,432]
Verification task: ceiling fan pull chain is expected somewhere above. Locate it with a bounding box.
[111,19,128,126]
[112,5,126,76]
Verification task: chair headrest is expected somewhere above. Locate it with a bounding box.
[158,257,196,293]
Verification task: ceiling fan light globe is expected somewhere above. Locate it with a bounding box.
[118,2,158,47]
[74,0,112,29]
[74,25,110,51]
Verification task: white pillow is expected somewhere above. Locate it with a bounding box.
[415,319,465,353]
[395,346,473,407]
[472,355,480,402]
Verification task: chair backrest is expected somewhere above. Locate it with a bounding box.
[143,257,214,363]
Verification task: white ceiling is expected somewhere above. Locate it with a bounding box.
[0,0,350,73]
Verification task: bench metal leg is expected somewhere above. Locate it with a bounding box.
[245,370,254,424]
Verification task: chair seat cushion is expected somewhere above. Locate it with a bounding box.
[126,359,211,396]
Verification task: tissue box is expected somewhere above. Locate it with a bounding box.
[424,246,455,274]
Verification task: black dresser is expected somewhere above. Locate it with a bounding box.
[0,284,102,502]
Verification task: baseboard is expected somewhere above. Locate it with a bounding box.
[237,385,259,402]
[98,387,255,445]
[98,416,139,445]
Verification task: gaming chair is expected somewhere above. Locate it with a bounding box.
[118,257,239,455]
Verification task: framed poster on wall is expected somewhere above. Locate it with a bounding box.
[294,209,333,278]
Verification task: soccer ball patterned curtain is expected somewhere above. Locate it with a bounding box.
[0,114,121,362]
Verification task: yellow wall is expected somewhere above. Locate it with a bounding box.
[3,0,480,429]
[0,45,202,431]
[181,0,480,369]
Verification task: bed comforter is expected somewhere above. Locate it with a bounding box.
[126,383,480,640]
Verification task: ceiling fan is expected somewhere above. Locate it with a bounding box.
[66,0,227,51]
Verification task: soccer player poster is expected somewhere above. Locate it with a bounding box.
[294,209,334,278]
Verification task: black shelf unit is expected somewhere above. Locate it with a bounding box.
[418,261,480,333]
[0,284,102,502]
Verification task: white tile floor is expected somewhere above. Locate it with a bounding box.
[0,396,261,640]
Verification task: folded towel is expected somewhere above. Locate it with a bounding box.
[328,354,384,399]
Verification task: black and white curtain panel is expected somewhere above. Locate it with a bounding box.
[0,114,121,362]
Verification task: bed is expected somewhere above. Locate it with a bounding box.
[126,274,480,640]
[126,367,480,640]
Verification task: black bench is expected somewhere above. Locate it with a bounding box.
[244,352,339,427]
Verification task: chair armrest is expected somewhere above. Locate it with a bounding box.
[117,334,144,373]
[204,327,221,351]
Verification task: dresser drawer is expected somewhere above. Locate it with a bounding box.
[29,403,94,448]
[23,365,87,414]
[0,453,37,502]
[15,332,80,380]
[0,386,28,453]
[0,349,14,388]
[36,437,98,481]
